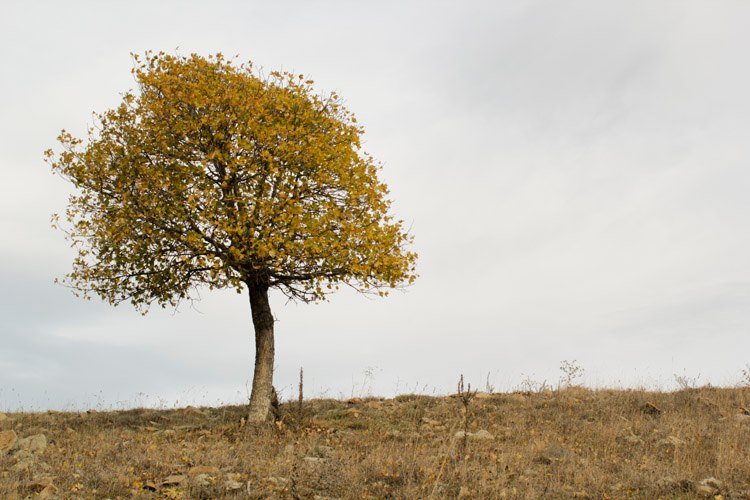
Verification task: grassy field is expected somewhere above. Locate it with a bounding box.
[1,386,750,499]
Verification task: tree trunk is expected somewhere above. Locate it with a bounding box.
[247,283,275,423]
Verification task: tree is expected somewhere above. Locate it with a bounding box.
[46,52,417,423]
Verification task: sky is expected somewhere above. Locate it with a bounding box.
[2,1,749,411]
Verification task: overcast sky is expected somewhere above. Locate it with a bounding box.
[2,1,749,411]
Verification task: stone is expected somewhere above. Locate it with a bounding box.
[191,473,212,487]
[38,484,58,499]
[656,476,694,493]
[266,476,290,488]
[311,445,334,457]
[641,402,662,416]
[471,429,495,440]
[184,406,207,417]
[0,430,17,453]
[14,449,34,461]
[160,474,187,487]
[695,483,718,495]
[508,393,528,403]
[697,477,723,494]
[453,429,494,440]
[16,434,47,453]
[224,479,244,490]
[24,475,55,494]
[12,458,35,472]
[657,436,686,447]
[535,444,574,464]
[734,414,750,423]
[473,392,495,400]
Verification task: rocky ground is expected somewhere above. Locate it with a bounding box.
[1,386,750,499]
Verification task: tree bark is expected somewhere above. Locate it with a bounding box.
[247,283,275,423]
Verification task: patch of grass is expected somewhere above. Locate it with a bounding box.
[1,387,750,498]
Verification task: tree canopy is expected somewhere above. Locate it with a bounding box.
[46,52,417,309]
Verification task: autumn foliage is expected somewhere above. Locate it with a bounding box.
[47,52,416,307]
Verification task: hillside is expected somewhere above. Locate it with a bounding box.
[1,387,749,499]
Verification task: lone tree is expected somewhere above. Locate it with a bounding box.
[46,52,417,423]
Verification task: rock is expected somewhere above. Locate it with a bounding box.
[656,477,693,492]
[641,402,662,416]
[266,476,290,488]
[12,458,35,472]
[15,434,47,453]
[695,483,718,495]
[454,429,495,440]
[471,429,495,440]
[38,484,58,499]
[734,414,750,423]
[0,430,17,454]
[697,477,723,494]
[24,476,55,494]
[160,474,187,487]
[14,449,34,461]
[224,479,244,490]
[184,406,207,417]
[313,445,334,457]
[188,465,220,477]
[191,474,212,487]
[508,393,528,403]
[534,444,574,465]
[657,436,686,447]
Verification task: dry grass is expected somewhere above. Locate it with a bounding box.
[2,386,750,499]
